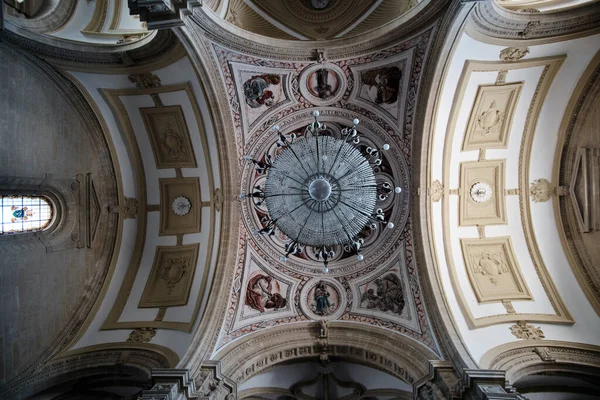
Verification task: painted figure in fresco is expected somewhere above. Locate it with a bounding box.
[360,273,405,315]
[243,74,281,108]
[245,274,287,313]
[314,281,332,315]
[361,67,402,105]
[314,68,333,99]
[10,206,33,222]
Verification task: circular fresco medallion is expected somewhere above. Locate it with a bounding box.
[300,278,346,320]
[299,63,346,106]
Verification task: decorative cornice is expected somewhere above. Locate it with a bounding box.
[3,0,76,34]
[467,1,600,45]
[480,340,600,384]
[213,321,439,386]
[178,0,452,61]
[413,0,481,372]
[0,343,175,400]
[0,28,185,73]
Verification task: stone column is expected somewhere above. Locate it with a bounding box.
[414,361,527,400]
[137,369,198,400]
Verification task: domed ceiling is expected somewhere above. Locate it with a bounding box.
[208,17,438,361]
[223,0,421,40]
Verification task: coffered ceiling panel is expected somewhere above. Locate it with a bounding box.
[425,30,600,363]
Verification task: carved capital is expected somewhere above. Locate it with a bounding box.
[138,369,199,400]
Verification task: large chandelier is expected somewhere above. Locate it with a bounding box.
[240,111,401,272]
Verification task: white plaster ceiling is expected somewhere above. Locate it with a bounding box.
[428,30,600,363]
[66,56,222,360]
[49,0,149,44]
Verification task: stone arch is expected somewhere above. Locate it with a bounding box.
[6,343,177,399]
[213,321,440,386]
[480,340,600,384]
[3,0,76,33]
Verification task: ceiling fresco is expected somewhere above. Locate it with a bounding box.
[208,27,439,354]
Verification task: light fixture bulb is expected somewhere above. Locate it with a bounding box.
[243,155,252,161]
[273,124,280,131]
[280,255,288,262]
[357,254,364,261]
[395,187,402,193]
[323,266,329,273]
[313,110,320,117]
[353,118,360,125]
[383,144,390,151]
[387,222,394,229]
[239,193,246,199]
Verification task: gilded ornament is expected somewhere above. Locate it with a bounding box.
[127,327,156,343]
[430,180,444,202]
[510,320,545,340]
[530,178,551,203]
[499,47,530,62]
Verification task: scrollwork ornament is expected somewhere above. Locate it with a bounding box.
[510,320,545,340]
[499,47,530,62]
[124,197,139,219]
[530,178,551,203]
[128,72,162,89]
[127,327,156,343]
[430,180,444,202]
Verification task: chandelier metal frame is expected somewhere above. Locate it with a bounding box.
[240,111,401,272]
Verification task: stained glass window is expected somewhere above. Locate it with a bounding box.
[1,196,53,235]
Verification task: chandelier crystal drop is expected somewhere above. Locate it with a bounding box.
[241,111,402,272]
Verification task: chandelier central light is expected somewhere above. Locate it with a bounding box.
[241,111,401,273]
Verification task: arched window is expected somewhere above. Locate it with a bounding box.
[1,195,53,235]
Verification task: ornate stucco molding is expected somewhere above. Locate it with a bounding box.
[466,1,600,45]
[0,343,177,400]
[480,340,600,384]
[213,322,439,386]
[159,0,454,61]
[0,27,185,73]
[168,28,241,369]
[553,50,600,316]
[3,0,76,34]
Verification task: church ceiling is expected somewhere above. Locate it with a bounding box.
[207,26,439,354]
[223,0,420,41]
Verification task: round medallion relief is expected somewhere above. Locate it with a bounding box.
[172,196,192,216]
[299,63,346,106]
[300,278,346,320]
[470,182,493,204]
